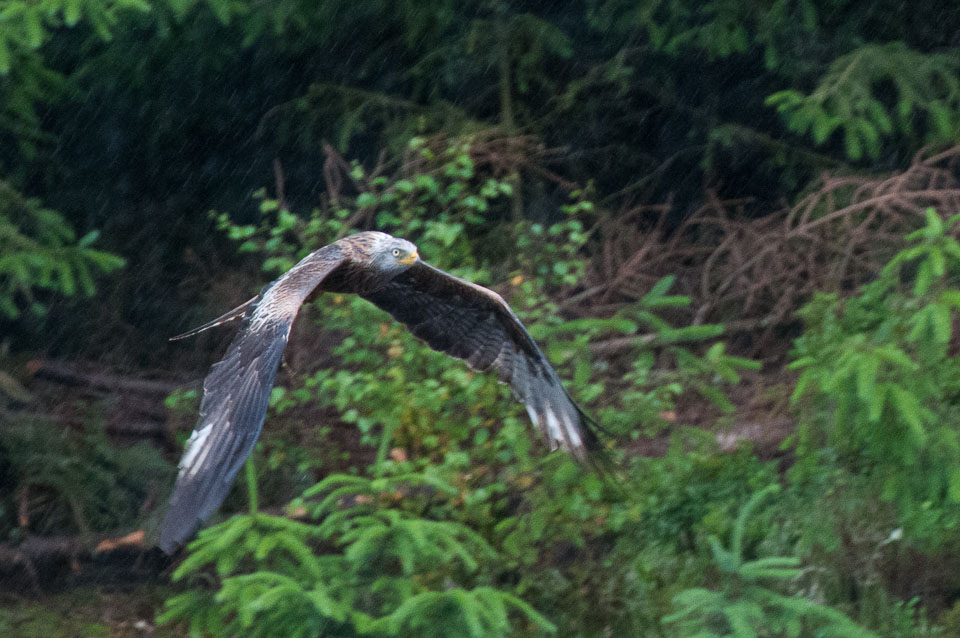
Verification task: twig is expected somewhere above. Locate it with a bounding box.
[273,158,287,212]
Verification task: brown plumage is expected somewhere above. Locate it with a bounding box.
[157,231,601,552]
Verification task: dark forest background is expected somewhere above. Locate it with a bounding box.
[2,1,960,636]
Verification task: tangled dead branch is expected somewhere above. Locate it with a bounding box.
[572,146,960,351]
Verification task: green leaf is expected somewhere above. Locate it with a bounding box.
[764,90,802,109]
[873,345,917,370]
[25,8,44,48]
[790,370,814,403]
[928,100,953,137]
[843,126,862,160]
[64,0,82,26]
[929,247,946,277]
[724,355,761,370]
[888,386,926,444]
[939,290,960,308]
[857,119,880,158]
[914,259,933,296]
[856,356,878,405]
[868,100,893,133]
[931,303,952,343]
[867,382,886,422]
[787,356,814,371]
[787,103,817,133]
[742,556,801,570]
[77,230,100,247]
[642,275,676,301]
[739,566,803,581]
[356,192,378,207]
[700,385,734,413]
[949,467,960,502]
[705,342,724,360]
[924,207,944,236]
[0,36,10,74]
[206,0,233,25]
[811,114,838,144]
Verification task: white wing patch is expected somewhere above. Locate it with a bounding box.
[178,420,217,479]
[551,405,582,450]
[525,404,552,448]
[543,406,563,446]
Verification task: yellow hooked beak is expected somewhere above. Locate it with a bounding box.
[398,250,419,265]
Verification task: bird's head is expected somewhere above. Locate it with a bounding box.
[372,234,420,275]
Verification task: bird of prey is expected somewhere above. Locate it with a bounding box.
[157,231,601,552]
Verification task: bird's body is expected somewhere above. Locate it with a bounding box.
[157,231,600,552]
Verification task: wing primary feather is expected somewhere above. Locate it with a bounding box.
[158,245,347,552]
[156,321,289,552]
[362,261,605,463]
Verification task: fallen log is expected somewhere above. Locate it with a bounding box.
[26,359,182,397]
[0,407,167,439]
[0,530,159,593]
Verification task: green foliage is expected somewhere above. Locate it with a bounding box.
[625,441,777,551]
[219,137,598,478]
[0,181,124,318]
[5,0,960,368]
[0,0,152,162]
[0,0,152,62]
[215,136,753,470]
[4,2,960,634]
[158,136,781,637]
[587,0,819,69]
[159,472,555,637]
[790,208,960,543]
[0,413,173,539]
[664,485,876,638]
[766,43,960,160]
[158,157,960,634]
[610,324,758,435]
[530,272,759,436]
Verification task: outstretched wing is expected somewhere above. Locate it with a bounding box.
[157,246,346,553]
[361,261,602,460]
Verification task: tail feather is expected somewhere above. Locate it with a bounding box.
[170,296,258,341]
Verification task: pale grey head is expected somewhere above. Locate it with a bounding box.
[367,232,420,277]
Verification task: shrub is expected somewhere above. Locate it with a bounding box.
[159,470,555,638]
[0,414,172,540]
[0,181,123,319]
[664,485,876,638]
[789,208,960,545]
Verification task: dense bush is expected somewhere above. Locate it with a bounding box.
[790,209,960,546]
[161,471,555,638]
[0,414,172,540]
[664,486,875,638]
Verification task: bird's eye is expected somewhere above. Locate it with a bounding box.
[392,248,401,257]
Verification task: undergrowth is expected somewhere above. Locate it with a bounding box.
[0,414,172,540]
[155,137,960,637]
